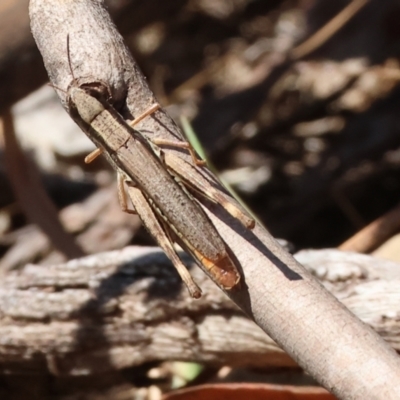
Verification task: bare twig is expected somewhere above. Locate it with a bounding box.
[339,202,400,253]
[291,0,370,60]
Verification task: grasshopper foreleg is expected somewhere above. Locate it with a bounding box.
[84,103,162,164]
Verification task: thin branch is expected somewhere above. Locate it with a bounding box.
[339,202,400,253]
[291,0,370,60]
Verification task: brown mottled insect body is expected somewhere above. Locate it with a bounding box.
[68,83,241,296]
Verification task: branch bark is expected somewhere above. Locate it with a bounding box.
[0,247,399,376]
[29,1,400,398]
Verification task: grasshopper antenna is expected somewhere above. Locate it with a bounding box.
[48,34,74,95]
[66,34,76,81]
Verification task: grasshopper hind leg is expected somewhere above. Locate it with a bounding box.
[125,182,202,299]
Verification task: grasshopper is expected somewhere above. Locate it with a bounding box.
[61,40,254,297]
[85,108,255,231]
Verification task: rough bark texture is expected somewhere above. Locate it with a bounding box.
[0,246,291,375]
[0,247,399,377]
[28,1,400,398]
